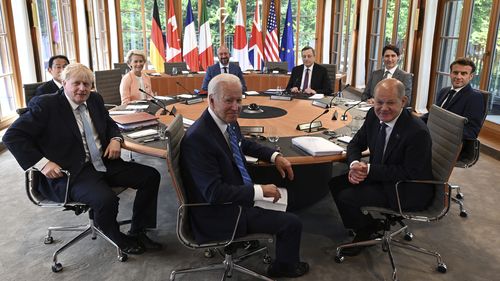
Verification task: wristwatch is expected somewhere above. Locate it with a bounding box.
[112,137,124,143]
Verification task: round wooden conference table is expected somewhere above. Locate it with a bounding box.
[123,95,366,210]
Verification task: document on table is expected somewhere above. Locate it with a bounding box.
[126,104,149,110]
[245,91,260,95]
[155,96,174,101]
[308,93,325,100]
[127,129,158,139]
[292,136,344,156]
[177,94,195,99]
[254,187,288,212]
[109,110,136,115]
[337,136,353,144]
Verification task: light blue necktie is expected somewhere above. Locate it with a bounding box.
[227,125,252,185]
[77,104,107,172]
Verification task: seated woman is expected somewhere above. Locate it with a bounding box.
[119,49,152,104]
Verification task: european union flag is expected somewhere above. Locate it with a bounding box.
[279,0,295,71]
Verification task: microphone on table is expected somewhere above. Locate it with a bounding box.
[176,81,196,96]
[329,84,350,108]
[139,88,175,116]
[340,95,368,121]
[309,109,329,133]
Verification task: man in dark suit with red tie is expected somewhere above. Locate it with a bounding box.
[286,46,332,95]
[329,78,433,256]
[421,57,485,140]
[3,63,162,255]
[181,73,309,278]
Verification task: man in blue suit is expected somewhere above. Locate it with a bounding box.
[35,55,70,97]
[422,57,485,140]
[330,79,433,256]
[201,46,247,92]
[181,74,309,278]
[3,63,161,255]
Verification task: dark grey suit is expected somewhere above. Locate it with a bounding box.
[330,108,433,231]
[363,68,413,104]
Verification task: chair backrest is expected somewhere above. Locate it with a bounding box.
[426,105,466,216]
[477,89,491,128]
[265,61,288,73]
[23,82,45,104]
[94,69,122,106]
[321,63,337,83]
[25,167,70,207]
[164,62,188,75]
[165,114,186,204]
[113,63,130,75]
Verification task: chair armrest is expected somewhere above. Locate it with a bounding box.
[393,179,451,222]
[25,167,71,206]
[104,104,118,110]
[177,202,243,249]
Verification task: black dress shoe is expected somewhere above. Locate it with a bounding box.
[121,242,145,255]
[128,231,163,251]
[267,261,309,278]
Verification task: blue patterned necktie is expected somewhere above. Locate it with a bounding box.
[372,122,388,164]
[227,125,252,185]
[77,104,107,172]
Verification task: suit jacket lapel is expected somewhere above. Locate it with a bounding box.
[382,110,408,162]
[203,110,234,160]
[57,91,82,142]
[447,84,472,109]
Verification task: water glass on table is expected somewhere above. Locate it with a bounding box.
[267,126,280,151]
[158,123,167,140]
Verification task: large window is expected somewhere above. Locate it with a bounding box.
[88,0,110,70]
[33,0,77,81]
[0,0,17,122]
[332,0,356,74]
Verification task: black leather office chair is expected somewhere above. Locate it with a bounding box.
[165,115,274,281]
[25,167,130,272]
[450,89,491,217]
[16,82,45,115]
[113,62,130,75]
[94,69,122,108]
[335,105,467,280]
[321,63,337,91]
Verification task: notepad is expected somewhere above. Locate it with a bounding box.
[337,136,353,143]
[292,136,344,156]
[308,93,325,100]
[254,188,288,212]
[127,129,158,139]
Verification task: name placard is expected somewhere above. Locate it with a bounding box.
[311,100,329,109]
[270,95,292,101]
[296,121,323,132]
[186,97,203,105]
[240,126,264,134]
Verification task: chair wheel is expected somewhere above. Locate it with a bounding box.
[460,210,468,217]
[118,253,128,262]
[437,263,447,273]
[44,236,54,244]
[404,232,414,241]
[335,255,344,263]
[204,248,215,258]
[263,254,272,264]
[456,193,464,199]
[52,263,63,272]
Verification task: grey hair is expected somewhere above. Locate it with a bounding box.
[208,73,242,99]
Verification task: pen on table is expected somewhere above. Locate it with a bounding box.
[142,137,160,143]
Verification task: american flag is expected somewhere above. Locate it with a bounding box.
[264,0,279,62]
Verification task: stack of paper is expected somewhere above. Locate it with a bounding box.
[254,188,288,212]
[112,112,159,130]
[127,129,158,139]
[292,136,344,156]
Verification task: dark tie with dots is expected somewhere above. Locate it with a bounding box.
[372,122,388,164]
[441,89,456,109]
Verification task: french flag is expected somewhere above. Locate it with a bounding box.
[182,0,199,72]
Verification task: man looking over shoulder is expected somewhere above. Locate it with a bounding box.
[329,78,433,256]
[35,55,70,97]
[363,44,412,105]
[421,57,485,140]
[3,63,162,255]
[286,46,332,95]
[181,73,309,278]
[201,45,247,92]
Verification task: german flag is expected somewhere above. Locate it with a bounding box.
[150,0,166,72]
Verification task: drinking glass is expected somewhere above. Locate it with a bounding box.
[349,116,364,136]
[267,126,280,150]
[158,123,167,140]
[171,67,178,76]
[276,85,283,95]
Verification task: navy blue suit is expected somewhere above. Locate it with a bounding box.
[3,90,160,247]
[422,84,484,140]
[330,108,434,231]
[286,64,332,94]
[35,80,60,97]
[201,63,247,91]
[180,109,302,264]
